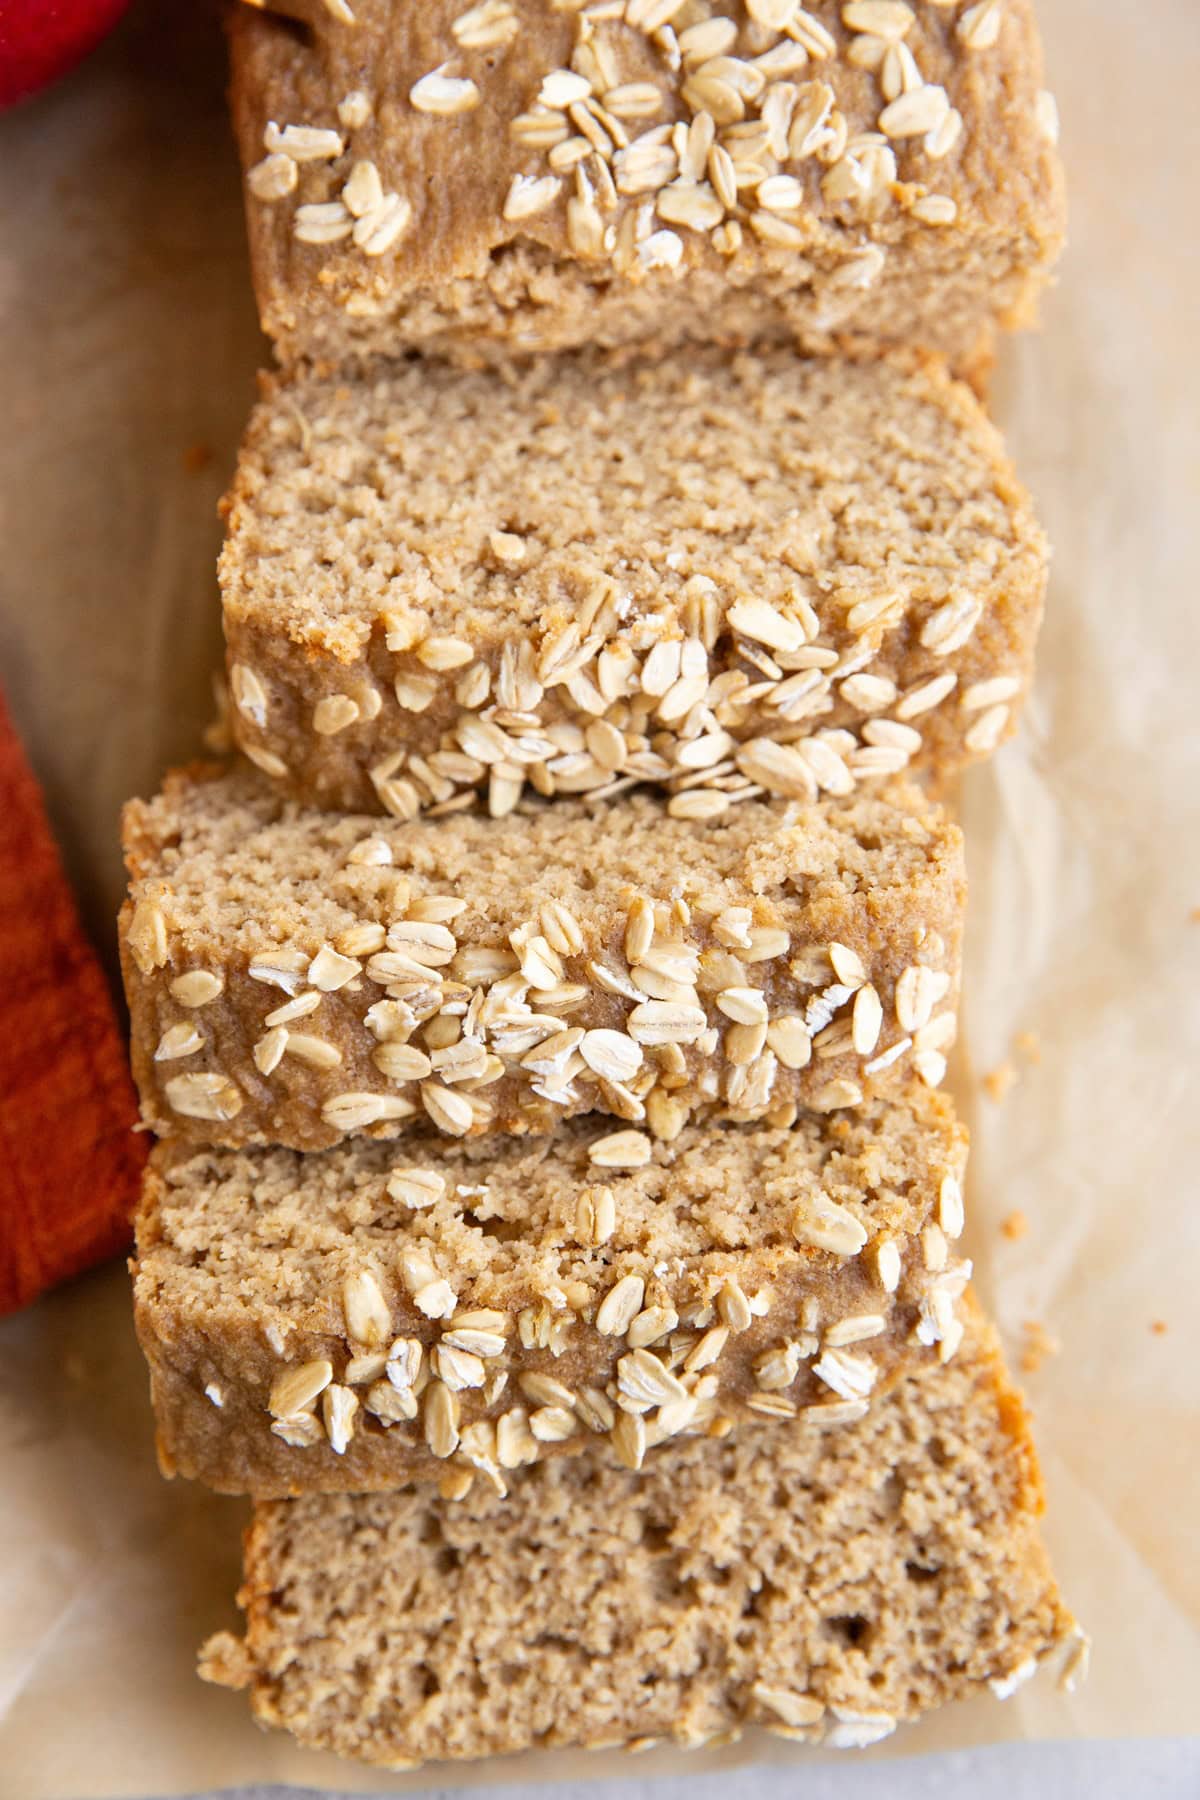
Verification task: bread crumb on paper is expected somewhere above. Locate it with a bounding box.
[1020,1321,1060,1374]
[183,442,215,474]
[983,1061,1017,1103]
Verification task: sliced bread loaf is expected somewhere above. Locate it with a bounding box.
[229,0,1064,369]
[223,349,1046,815]
[120,765,964,1149]
[199,1297,1079,1767]
[135,1088,969,1495]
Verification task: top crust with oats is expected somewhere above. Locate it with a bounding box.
[229,0,1064,369]
[119,762,964,1151]
[133,1087,971,1496]
[221,347,1046,816]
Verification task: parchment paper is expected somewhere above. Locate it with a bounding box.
[0,2,1197,1795]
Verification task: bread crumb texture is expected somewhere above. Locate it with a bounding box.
[221,349,1046,814]
[199,1299,1077,1767]
[119,764,965,1149]
[134,1087,970,1494]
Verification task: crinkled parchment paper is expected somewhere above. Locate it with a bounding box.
[0,2,1197,1794]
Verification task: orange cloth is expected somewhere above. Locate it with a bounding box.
[0,689,145,1313]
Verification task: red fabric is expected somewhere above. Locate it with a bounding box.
[0,689,146,1313]
[0,0,131,108]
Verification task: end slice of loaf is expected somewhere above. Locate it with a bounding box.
[135,1088,969,1496]
[222,349,1046,816]
[200,1297,1078,1768]
[120,765,964,1150]
[229,0,1064,370]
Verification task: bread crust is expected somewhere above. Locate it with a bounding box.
[227,0,1065,371]
[133,1088,970,1494]
[218,348,1047,816]
[119,765,966,1150]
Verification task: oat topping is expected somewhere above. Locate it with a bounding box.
[245,0,1003,293]
[142,1079,970,1487]
[1034,85,1059,144]
[134,796,959,1142]
[824,1708,897,1749]
[211,1293,1076,1761]
[154,1022,205,1062]
[1057,1627,1091,1693]
[164,1072,244,1123]
[337,88,373,129]
[410,69,482,115]
[988,1652,1038,1700]
[229,561,1014,820]
[453,2,520,50]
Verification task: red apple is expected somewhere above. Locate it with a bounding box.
[0,0,132,109]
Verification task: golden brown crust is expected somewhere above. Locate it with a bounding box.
[228,0,1065,370]
[218,347,1047,815]
[201,1297,1075,1767]
[119,763,965,1150]
[133,1088,970,1495]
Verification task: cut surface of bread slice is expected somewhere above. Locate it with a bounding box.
[120,764,964,1150]
[229,0,1064,370]
[200,1298,1078,1768]
[135,1088,969,1496]
[222,349,1046,815]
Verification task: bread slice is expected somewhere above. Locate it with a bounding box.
[134,1087,969,1496]
[119,764,964,1150]
[221,348,1046,815]
[199,1297,1078,1768]
[228,0,1064,371]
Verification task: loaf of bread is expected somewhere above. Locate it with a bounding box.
[199,1296,1080,1766]
[135,1088,969,1495]
[229,0,1064,369]
[222,348,1046,815]
[119,764,964,1150]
